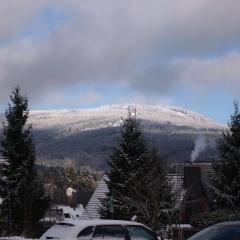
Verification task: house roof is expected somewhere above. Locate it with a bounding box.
[81,175,109,219]
[81,174,188,219]
[82,163,213,220]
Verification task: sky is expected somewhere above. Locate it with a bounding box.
[0,1,239,124]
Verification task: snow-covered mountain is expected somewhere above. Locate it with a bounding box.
[26,104,225,169]
[30,104,224,131]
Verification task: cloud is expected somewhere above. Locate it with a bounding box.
[133,51,240,94]
[178,52,240,91]
[0,0,240,103]
[114,93,173,106]
[0,0,47,39]
[39,89,101,107]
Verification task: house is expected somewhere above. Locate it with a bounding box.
[81,162,213,223]
[81,175,108,219]
[170,164,212,223]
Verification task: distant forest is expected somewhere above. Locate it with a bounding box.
[33,124,221,169]
[36,164,102,206]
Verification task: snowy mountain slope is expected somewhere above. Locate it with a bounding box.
[3,104,226,169]
[29,104,224,132]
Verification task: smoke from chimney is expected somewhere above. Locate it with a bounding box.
[191,135,208,162]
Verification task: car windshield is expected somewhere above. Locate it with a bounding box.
[93,225,124,239]
[188,225,240,240]
[126,225,156,240]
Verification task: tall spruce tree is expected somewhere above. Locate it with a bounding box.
[212,102,240,211]
[101,110,147,219]
[101,109,173,230]
[0,87,48,231]
[126,147,174,231]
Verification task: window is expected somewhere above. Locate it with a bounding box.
[126,226,156,240]
[64,213,71,218]
[56,222,75,226]
[93,225,125,239]
[77,226,94,239]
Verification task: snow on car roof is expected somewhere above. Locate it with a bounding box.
[40,219,146,240]
[82,219,142,225]
[57,219,143,227]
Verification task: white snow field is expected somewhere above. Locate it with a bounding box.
[29,104,225,132]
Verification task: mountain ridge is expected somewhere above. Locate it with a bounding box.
[1,104,226,169]
[29,104,225,130]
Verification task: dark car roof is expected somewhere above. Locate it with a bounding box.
[215,221,240,226]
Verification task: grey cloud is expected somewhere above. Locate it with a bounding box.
[131,63,184,94]
[134,51,240,95]
[0,0,47,39]
[1,0,240,102]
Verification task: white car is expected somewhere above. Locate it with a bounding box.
[39,219,159,240]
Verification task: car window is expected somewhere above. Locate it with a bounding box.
[93,225,125,239]
[64,213,71,218]
[126,225,156,240]
[56,222,75,226]
[220,228,240,240]
[188,226,240,240]
[77,226,94,239]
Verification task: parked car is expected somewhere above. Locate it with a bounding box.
[188,221,240,240]
[39,219,160,240]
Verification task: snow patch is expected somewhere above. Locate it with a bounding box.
[28,104,225,133]
[66,187,76,197]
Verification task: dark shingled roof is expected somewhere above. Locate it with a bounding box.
[81,174,187,219]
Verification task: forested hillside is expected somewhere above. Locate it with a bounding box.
[1,104,225,169]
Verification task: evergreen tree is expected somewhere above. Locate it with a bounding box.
[101,110,147,219]
[0,87,48,231]
[212,102,240,211]
[66,164,78,188]
[101,109,173,230]
[127,148,174,231]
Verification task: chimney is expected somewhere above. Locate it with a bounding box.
[183,166,201,188]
